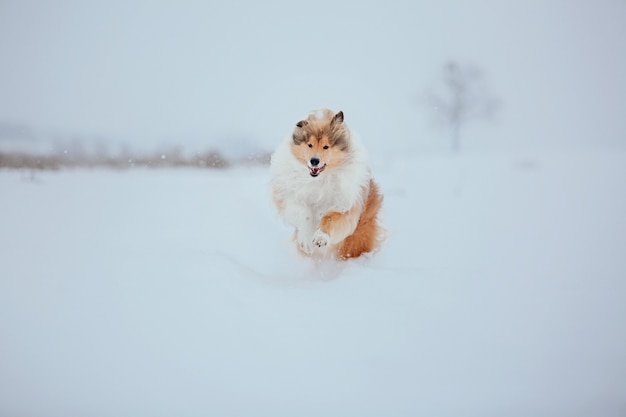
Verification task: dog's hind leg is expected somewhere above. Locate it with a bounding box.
[337,180,384,259]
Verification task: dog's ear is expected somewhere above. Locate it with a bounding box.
[331,111,344,125]
[293,120,308,144]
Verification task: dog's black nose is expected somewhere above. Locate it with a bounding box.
[310,157,320,166]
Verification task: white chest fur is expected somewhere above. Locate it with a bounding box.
[271,139,369,212]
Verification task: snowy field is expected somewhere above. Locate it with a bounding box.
[1,150,626,417]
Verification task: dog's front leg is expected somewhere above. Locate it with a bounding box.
[314,204,363,248]
[284,203,316,254]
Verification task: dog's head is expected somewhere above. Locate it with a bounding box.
[290,109,350,178]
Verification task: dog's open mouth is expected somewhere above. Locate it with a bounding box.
[309,164,326,177]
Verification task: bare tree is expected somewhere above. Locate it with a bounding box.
[426,61,500,152]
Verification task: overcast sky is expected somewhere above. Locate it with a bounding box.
[1,0,625,155]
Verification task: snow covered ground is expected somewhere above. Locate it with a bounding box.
[1,150,625,417]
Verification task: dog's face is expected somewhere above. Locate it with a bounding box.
[291,110,350,178]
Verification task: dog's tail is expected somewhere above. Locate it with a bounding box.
[338,179,384,259]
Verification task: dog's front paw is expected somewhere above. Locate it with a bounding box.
[312,230,330,248]
[298,239,314,255]
[296,230,314,254]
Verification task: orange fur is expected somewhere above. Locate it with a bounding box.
[290,134,348,170]
[319,204,362,245]
[316,179,383,260]
[336,180,383,260]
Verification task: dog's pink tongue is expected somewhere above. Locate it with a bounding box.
[309,164,325,177]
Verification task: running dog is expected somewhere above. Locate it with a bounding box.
[270,109,383,260]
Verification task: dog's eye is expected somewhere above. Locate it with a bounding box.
[323,145,329,150]
[308,144,312,148]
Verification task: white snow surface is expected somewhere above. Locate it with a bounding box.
[1,151,626,417]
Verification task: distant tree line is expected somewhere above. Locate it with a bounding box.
[0,148,270,171]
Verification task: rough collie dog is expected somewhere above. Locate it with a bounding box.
[270,109,383,260]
